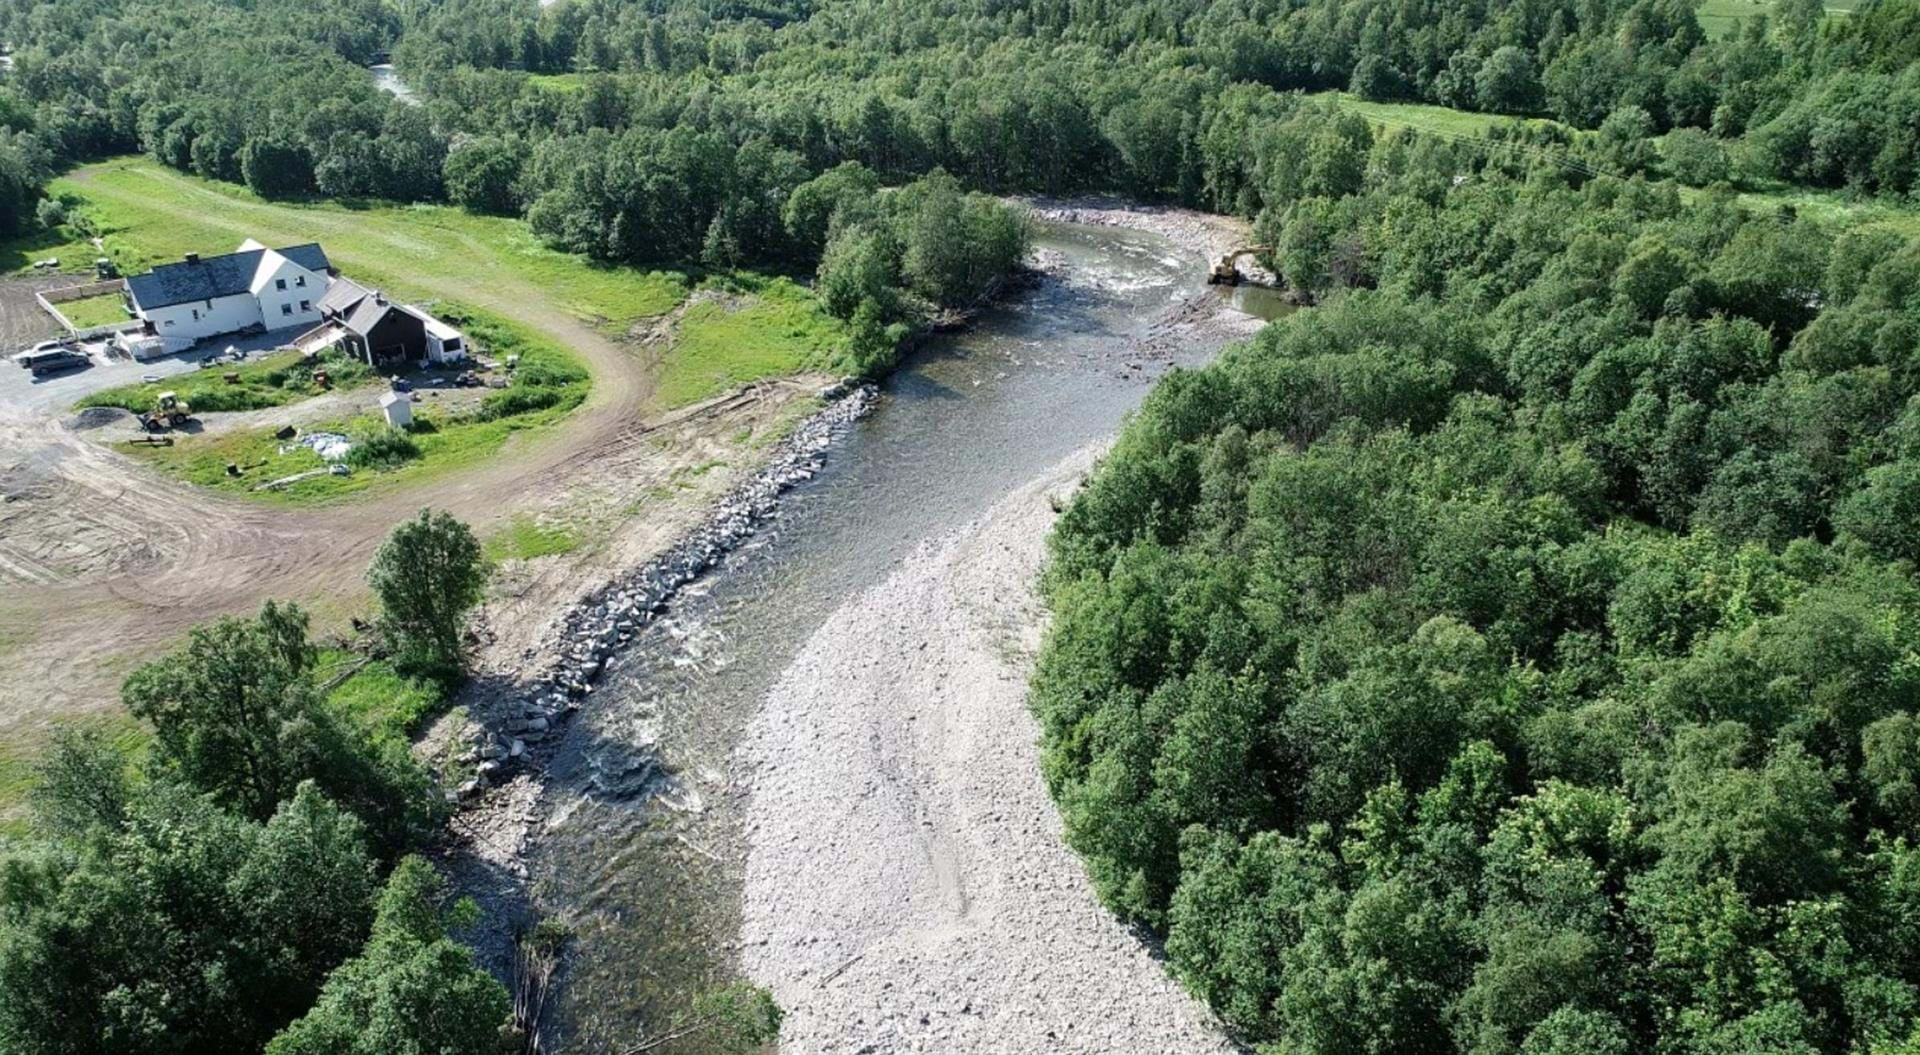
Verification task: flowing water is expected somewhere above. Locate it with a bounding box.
[369,64,419,106]
[524,223,1250,1051]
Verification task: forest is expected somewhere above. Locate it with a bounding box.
[1031,54,1920,1055]
[1,0,1919,1051]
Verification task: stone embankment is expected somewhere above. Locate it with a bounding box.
[451,380,878,794]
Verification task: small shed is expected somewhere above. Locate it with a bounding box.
[379,390,413,429]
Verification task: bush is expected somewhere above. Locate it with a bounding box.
[33,196,65,230]
[478,384,565,419]
[1664,128,1733,187]
[346,427,420,470]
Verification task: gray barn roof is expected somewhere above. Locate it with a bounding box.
[318,277,430,338]
[126,243,331,310]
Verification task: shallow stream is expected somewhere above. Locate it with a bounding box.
[527,222,1251,1050]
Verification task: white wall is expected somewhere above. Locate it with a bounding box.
[250,253,328,332]
[138,293,262,343]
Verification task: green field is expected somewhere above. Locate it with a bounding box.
[34,159,687,330]
[1311,91,1567,140]
[660,276,847,407]
[55,290,131,330]
[526,71,593,92]
[1697,0,1860,37]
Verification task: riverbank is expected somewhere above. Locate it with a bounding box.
[736,443,1237,1052]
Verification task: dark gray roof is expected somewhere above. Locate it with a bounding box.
[126,243,331,310]
[318,276,429,338]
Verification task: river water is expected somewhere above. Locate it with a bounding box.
[523,223,1250,1051]
[369,64,419,106]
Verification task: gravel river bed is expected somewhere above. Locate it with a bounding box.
[517,218,1265,1052]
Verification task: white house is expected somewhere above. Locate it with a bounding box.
[125,240,334,347]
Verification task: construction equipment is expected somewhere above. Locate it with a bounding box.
[140,391,192,433]
[1208,246,1271,286]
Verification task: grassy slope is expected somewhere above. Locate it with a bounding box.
[318,650,444,744]
[484,512,581,562]
[659,276,847,407]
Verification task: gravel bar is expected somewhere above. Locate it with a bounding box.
[737,445,1237,1054]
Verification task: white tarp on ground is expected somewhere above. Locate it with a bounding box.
[285,432,352,461]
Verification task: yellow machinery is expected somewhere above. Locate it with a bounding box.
[1208,246,1271,286]
[140,391,192,433]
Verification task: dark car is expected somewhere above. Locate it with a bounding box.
[27,348,89,377]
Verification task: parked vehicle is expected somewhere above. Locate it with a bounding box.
[14,339,74,367]
[26,348,89,377]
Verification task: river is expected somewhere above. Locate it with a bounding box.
[369,63,419,106]
[515,222,1262,1051]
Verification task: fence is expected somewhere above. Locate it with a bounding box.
[36,279,141,340]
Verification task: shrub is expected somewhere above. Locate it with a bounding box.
[34,196,65,230]
[346,427,420,470]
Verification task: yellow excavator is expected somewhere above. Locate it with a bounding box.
[1208,246,1271,286]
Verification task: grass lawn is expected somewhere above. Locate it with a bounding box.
[56,290,131,330]
[526,71,593,92]
[128,400,571,503]
[659,276,848,407]
[32,158,687,331]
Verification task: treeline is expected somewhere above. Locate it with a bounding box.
[0,0,414,203]
[390,0,1920,199]
[1032,95,1920,1053]
[3,0,1917,260]
[0,512,511,1055]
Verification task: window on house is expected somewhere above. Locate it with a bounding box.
[282,303,293,316]
[295,275,306,287]
[275,278,287,291]
[300,300,311,312]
